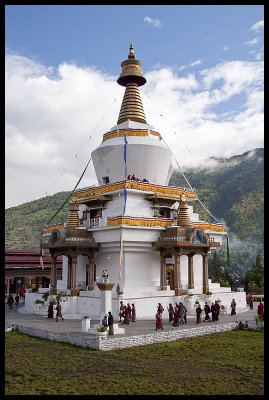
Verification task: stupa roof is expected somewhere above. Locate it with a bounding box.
[117,44,147,125]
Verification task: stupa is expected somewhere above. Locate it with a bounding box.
[35,45,246,319]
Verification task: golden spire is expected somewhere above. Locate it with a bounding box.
[65,200,82,229]
[176,194,194,228]
[117,44,147,125]
[128,43,135,59]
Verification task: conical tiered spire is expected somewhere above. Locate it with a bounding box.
[117,44,147,125]
[176,195,194,228]
[65,200,82,229]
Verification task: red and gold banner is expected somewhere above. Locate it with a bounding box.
[193,222,226,232]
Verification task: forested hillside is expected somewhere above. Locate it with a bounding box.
[5,148,263,279]
[169,148,264,278]
[5,191,71,250]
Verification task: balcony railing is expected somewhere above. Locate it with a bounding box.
[86,217,107,229]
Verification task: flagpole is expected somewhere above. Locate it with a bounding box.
[227,234,231,269]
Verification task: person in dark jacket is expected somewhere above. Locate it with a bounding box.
[204,302,211,321]
[48,301,54,318]
[7,295,14,309]
[108,311,114,335]
[15,294,20,308]
[211,302,217,322]
[215,301,220,321]
[55,298,64,322]
[196,304,202,324]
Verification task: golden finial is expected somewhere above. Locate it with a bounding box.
[128,43,135,59]
[117,44,147,124]
[176,196,194,228]
[66,200,82,229]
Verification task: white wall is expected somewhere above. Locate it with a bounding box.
[193,254,203,291]
[92,131,172,187]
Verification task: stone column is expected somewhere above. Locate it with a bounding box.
[71,253,78,296]
[202,251,209,294]
[87,252,94,291]
[97,282,115,324]
[174,249,182,296]
[6,279,10,296]
[160,250,167,290]
[188,252,194,289]
[50,254,57,295]
[67,256,72,289]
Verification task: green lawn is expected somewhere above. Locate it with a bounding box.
[5,330,264,395]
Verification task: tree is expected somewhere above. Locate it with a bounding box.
[244,253,264,292]
[209,251,223,283]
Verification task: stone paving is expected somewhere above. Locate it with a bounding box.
[5,301,258,351]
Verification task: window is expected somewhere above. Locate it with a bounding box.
[102,176,109,184]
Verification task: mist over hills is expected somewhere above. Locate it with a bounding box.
[5,148,263,278]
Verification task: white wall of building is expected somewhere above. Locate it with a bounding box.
[92,121,173,187]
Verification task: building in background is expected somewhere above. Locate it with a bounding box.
[5,249,62,295]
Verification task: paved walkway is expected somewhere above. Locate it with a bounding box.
[5,301,258,338]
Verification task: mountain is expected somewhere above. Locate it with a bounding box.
[169,147,264,277]
[169,148,264,242]
[5,148,264,278]
[5,191,71,250]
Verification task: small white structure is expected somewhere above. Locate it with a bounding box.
[25,45,247,321]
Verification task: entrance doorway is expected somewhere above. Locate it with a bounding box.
[166,264,175,289]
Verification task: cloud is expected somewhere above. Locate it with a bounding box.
[250,20,264,32]
[5,51,264,208]
[243,37,261,46]
[144,16,162,28]
[189,59,202,67]
[223,46,229,51]
[179,59,202,72]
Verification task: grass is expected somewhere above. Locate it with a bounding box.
[5,329,264,395]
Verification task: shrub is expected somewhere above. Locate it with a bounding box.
[97,326,107,332]
[236,321,246,330]
[116,284,123,296]
[35,299,44,304]
[41,292,49,301]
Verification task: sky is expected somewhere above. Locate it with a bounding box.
[5,5,264,208]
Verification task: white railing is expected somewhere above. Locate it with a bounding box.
[86,217,107,229]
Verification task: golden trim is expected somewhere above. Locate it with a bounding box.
[150,130,162,140]
[71,181,197,201]
[193,222,226,232]
[119,129,148,137]
[107,216,174,228]
[101,129,163,143]
[43,224,64,232]
[102,130,117,143]
[97,282,115,291]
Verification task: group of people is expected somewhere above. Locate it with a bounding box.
[47,298,64,322]
[127,174,149,183]
[101,312,114,335]
[246,293,264,320]
[6,287,26,310]
[167,302,187,328]
[119,301,136,324]
[7,293,21,309]
[195,301,221,324]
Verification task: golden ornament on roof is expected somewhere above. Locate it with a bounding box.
[117,44,147,125]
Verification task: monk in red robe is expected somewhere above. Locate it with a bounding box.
[155,310,163,330]
[48,301,54,318]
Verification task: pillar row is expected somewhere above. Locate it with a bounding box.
[203,251,209,294]
[87,254,94,291]
[174,249,182,296]
[188,253,194,289]
[160,250,167,290]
